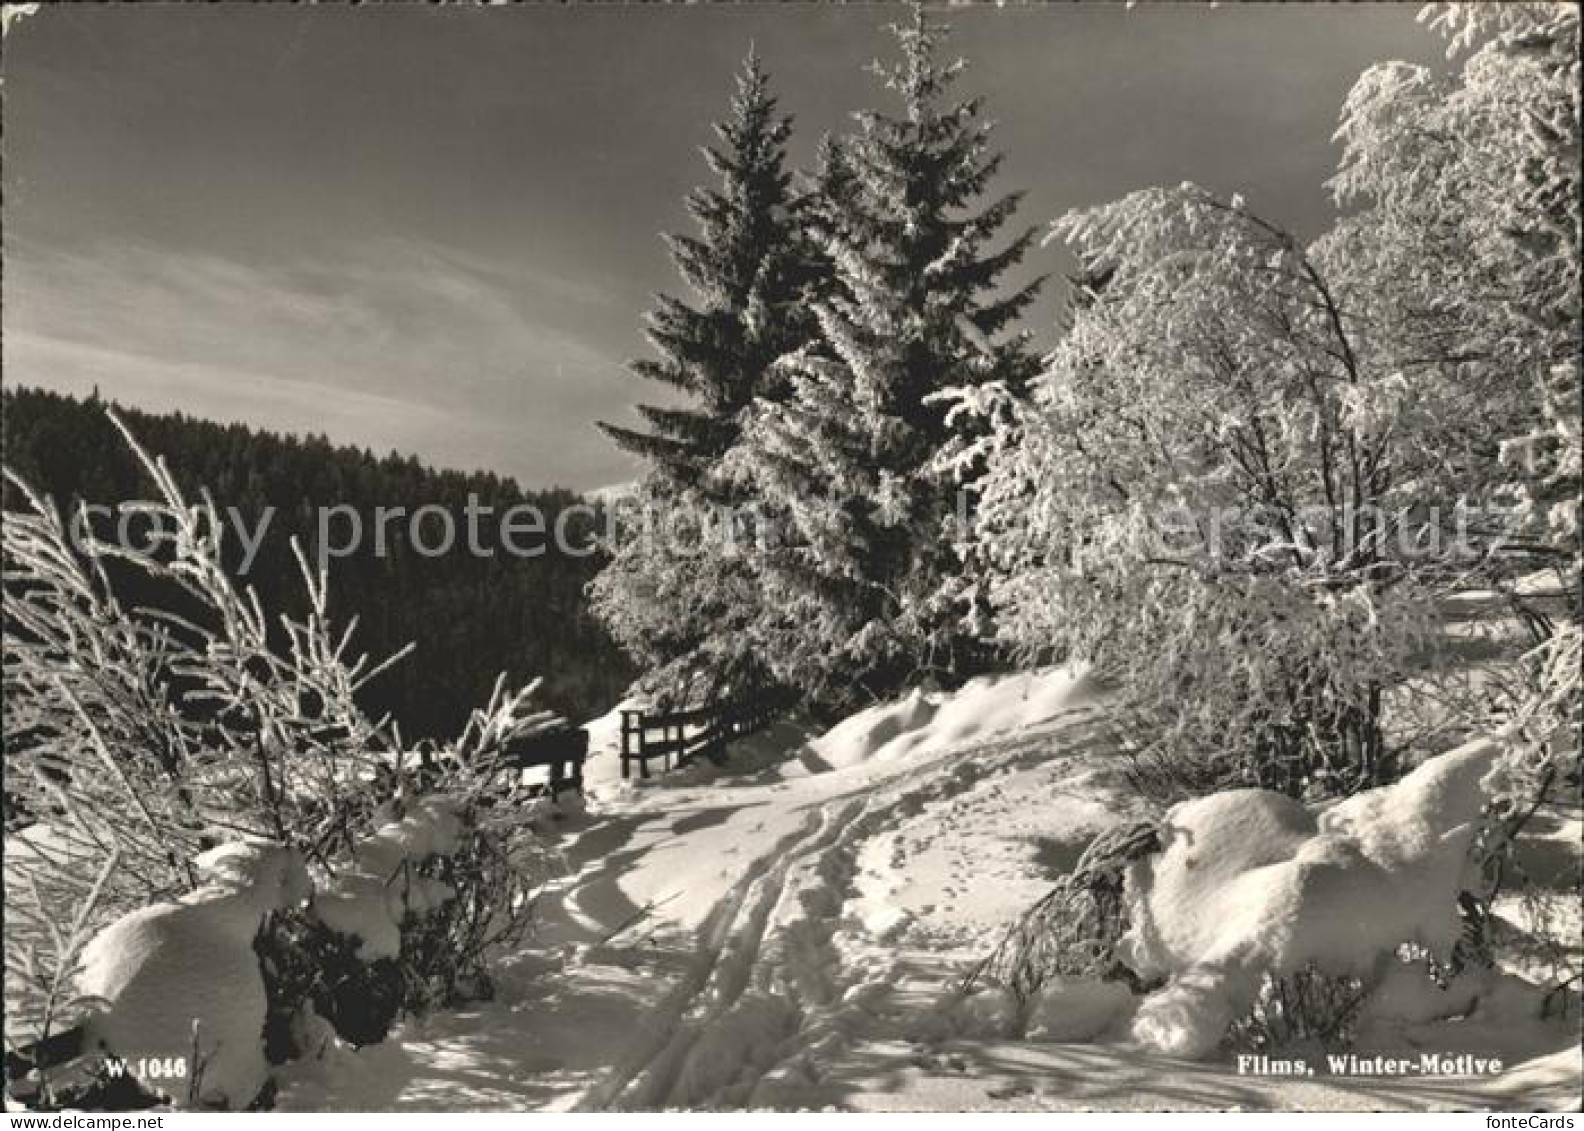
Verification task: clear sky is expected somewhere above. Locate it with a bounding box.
[1,2,1444,492]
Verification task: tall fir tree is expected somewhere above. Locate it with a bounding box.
[590,49,815,703]
[598,48,815,492]
[725,5,1043,703]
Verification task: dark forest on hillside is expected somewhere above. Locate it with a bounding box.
[1,386,634,737]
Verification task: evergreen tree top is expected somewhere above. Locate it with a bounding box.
[822,3,1044,363]
[599,47,814,486]
[868,3,969,125]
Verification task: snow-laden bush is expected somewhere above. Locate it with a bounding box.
[411,676,567,994]
[4,415,558,1106]
[1120,735,1529,1058]
[258,676,564,1055]
[3,413,405,1094]
[977,729,1569,1059]
[966,820,1162,1005]
[941,187,1450,800]
[941,6,1579,802]
[257,797,471,1052]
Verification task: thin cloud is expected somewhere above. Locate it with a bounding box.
[4,237,636,487]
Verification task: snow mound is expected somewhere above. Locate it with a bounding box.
[807,665,1098,771]
[1359,962,1547,1029]
[76,841,310,1108]
[806,688,937,770]
[1025,977,1135,1042]
[1120,735,1503,1058]
[314,796,465,960]
[1129,969,1244,1059]
[950,984,1020,1039]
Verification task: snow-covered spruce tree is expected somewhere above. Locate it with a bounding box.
[598,47,813,485]
[588,486,773,703]
[591,49,816,701]
[723,5,1042,705]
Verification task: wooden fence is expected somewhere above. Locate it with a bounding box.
[503,725,588,796]
[619,691,787,780]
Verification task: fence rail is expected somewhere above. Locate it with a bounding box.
[620,690,788,780]
[502,725,588,796]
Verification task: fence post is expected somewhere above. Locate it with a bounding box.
[620,710,638,780]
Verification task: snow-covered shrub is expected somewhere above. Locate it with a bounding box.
[1222,967,1370,1052]
[256,796,469,1051]
[1119,736,1511,1058]
[3,413,405,1100]
[260,676,562,1051]
[945,188,1450,800]
[416,676,568,993]
[311,794,466,965]
[966,821,1162,1013]
[256,909,404,1054]
[4,415,558,1104]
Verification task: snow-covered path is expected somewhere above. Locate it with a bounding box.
[278,671,1582,1112]
[570,709,1129,1111]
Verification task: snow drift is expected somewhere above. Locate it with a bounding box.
[806,666,1099,771]
[1121,735,1506,1057]
[75,841,311,1108]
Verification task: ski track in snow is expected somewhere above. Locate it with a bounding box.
[577,801,849,1110]
[278,685,1582,1112]
[582,708,1109,1110]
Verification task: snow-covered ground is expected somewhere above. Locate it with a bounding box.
[277,668,1582,1111]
